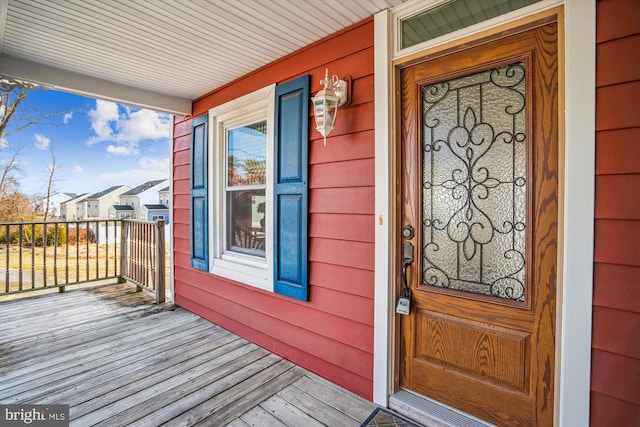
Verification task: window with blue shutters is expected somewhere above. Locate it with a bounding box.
[206,85,275,291]
[191,77,310,301]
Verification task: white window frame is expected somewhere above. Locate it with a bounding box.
[208,85,275,292]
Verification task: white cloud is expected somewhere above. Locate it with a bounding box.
[0,138,8,149]
[87,100,118,145]
[107,144,139,156]
[34,134,50,150]
[74,165,83,173]
[139,156,170,170]
[97,156,169,187]
[63,111,73,124]
[86,100,170,156]
[117,109,171,143]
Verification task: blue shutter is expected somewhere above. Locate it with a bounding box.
[274,75,310,300]
[190,114,208,271]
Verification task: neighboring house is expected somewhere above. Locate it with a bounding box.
[3,1,637,425]
[113,179,168,218]
[110,205,134,220]
[33,192,76,219]
[158,186,170,207]
[139,204,169,223]
[74,195,90,220]
[60,193,87,220]
[85,185,130,219]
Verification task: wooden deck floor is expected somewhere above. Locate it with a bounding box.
[0,283,377,426]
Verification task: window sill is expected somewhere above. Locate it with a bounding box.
[211,252,271,292]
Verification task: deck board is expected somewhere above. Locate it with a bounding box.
[0,283,379,426]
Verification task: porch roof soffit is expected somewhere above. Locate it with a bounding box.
[0,0,407,116]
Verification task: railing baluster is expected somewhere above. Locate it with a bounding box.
[31,223,35,289]
[54,224,59,289]
[18,224,23,291]
[5,224,9,293]
[105,221,109,279]
[95,221,99,280]
[65,222,69,286]
[85,222,89,282]
[43,223,47,288]
[75,222,80,283]
[156,219,165,303]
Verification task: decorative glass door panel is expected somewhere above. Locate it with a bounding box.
[399,23,558,426]
[422,62,528,302]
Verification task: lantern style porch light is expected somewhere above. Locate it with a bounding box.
[311,68,348,146]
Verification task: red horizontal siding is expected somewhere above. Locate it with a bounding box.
[591,306,640,358]
[309,262,374,299]
[310,130,375,165]
[173,118,192,138]
[596,34,640,87]
[173,133,191,152]
[592,263,640,313]
[172,19,376,400]
[310,187,374,214]
[173,164,190,181]
[594,219,640,266]
[325,101,375,137]
[595,174,640,219]
[591,349,640,405]
[172,208,189,225]
[596,81,640,131]
[310,238,374,271]
[592,2,640,423]
[595,128,640,175]
[310,213,375,243]
[596,0,640,43]
[310,158,375,188]
[173,150,190,167]
[172,179,189,196]
[591,392,640,427]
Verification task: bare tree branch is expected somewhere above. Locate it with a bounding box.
[0,81,69,222]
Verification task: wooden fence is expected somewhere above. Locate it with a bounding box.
[120,219,166,303]
[0,219,165,303]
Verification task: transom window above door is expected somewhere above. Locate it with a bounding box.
[400,0,543,49]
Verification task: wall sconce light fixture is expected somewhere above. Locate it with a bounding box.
[311,68,348,146]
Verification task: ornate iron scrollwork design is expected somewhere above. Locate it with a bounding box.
[421,62,527,302]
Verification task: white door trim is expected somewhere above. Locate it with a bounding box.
[373,1,595,425]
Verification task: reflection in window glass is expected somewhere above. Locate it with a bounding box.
[226,120,267,257]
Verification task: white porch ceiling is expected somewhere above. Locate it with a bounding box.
[0,0,407,115]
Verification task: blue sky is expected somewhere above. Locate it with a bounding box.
[2,88,170,198]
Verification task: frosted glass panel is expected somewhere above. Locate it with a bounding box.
[422,62,527,302]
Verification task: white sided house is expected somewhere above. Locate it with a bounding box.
[85,185,130,219]
[139,204,169,224]
[74,195,90,221]
[108,179,168,220]
[60,193,87,220]
[158,186,170,207]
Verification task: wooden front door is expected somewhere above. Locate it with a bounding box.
[399,23,558,427]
